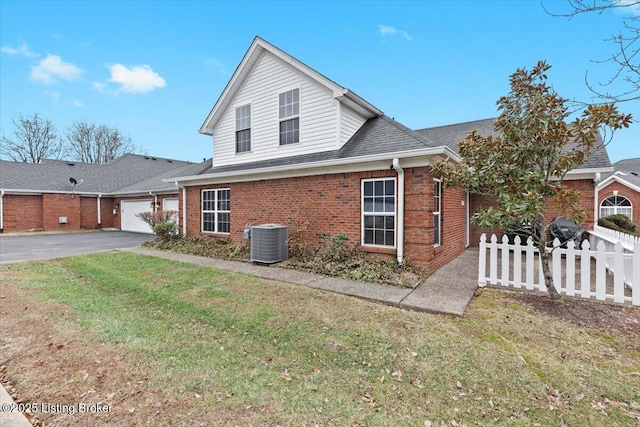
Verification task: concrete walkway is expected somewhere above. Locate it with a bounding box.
[123,247,480,316]
[1,247,478,427]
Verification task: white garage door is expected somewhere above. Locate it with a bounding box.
[163,198,179,225]
[121,199,154,233]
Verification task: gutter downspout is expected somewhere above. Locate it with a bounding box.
[97,194,102,228]
[0,190,4,233]
[392,159,405,266]
[594,172,601,229]
[181,186,187,237]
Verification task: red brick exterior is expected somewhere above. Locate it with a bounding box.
[1,193,170,233]
[598,180,640,227]
[2,194,43,231]
[182,167,468,271]
[468,179,597,245]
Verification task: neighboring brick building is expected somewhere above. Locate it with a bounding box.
[171,37,612,271]
[0,154,207,234]
[598,157,640,227]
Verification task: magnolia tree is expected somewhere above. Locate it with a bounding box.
[431,61,632,300]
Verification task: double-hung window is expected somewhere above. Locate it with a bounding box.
[202,189,230,234]
[279,88,299,145]
[235,104,251,153]
[433,179,442,246]
[362,178,396,247]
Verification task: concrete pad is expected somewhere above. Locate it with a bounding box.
[123,247,480,316]
[0,384,32,427]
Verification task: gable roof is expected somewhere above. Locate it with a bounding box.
[172,115,456,183]
[599,157,640,192]
[416,117,612,170]
[199,36,383,136]
[0,154,193,195]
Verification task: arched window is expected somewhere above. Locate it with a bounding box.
[600,195,632,218]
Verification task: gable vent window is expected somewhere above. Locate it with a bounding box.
[279,88,299,145]
[235,104,251,153]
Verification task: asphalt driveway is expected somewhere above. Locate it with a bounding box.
[0,231,156,265]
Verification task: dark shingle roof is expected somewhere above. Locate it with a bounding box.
[415,117,611,169]
[196,115,436,175]
[0,154,193,194]
[605,157,640,188]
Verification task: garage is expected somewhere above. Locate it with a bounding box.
[121,199,154,233]
[163,198,179,225]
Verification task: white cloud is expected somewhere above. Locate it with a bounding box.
[108,64,166,94]
[378,24,412,41]
[1,42,39,58]
[30,54,83,84]
[44,90,60,105]
[71,99,84,107]
[616,0,640,16]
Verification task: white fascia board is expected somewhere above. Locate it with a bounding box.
[105,189,180,197]
[167,146,459,186]
[597,174,640,193]
[563,167,614,180]
[335,89,383,118]
[0,189,97,196]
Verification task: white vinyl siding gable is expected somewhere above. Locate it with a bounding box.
[340,104,367,147]
[210,50,370,167]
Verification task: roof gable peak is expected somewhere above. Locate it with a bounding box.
[199,36,381,135]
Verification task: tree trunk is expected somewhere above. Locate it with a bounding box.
[536,213,561,301]
[539,249,561,300]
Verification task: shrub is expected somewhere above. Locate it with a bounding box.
[598,214,638,235]
[136,210,178,232]
[153,222,178,240]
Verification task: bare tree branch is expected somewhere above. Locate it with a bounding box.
[543,0,640,102]
[65,120,138,164]
[0,113,65,163]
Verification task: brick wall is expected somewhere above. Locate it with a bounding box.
[598,181,640,226]
[184,166,468,270]
[2,194,43,231]
[469,178,597,245]
[42,193,81,230]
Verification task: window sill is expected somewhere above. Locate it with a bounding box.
[201,231,231,237]
[361,245,396,255]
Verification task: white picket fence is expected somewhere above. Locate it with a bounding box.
[478,233,640,306]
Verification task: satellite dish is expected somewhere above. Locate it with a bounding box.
[70,177,77,185]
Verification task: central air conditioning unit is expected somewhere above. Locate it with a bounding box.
[250,224,289,264]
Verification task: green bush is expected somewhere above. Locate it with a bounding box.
[153,222,178,240]
[598,214,638,235]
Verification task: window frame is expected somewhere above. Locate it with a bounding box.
[201,188,231,234]
[600,194,632,219]
[361,177,397,249]
[433,178,442,247]
[278,88,300,146]
[235,104,252,153]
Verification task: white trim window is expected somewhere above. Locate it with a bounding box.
[202,189,230,233]
[279,88,299,145]
[362,178,396,247]
[433,178,442,246]
[600,195,632,219]
[235,104,251,153]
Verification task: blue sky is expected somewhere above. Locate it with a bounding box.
[1,0,638,164]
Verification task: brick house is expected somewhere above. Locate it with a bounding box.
[170,37,612,271]
[0,154,207,233]
[597,157,640,227]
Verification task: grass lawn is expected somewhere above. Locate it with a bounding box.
[1,251,639,426]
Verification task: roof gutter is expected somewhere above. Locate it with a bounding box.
[167,146,461,186]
